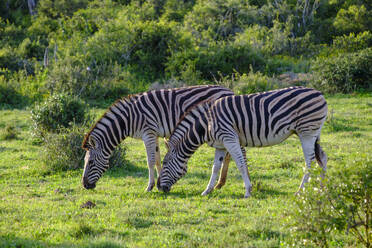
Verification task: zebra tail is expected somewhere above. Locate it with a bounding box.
[314,137,322,166]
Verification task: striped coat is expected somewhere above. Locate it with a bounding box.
[81,85,234,191]
[157,87,328,197]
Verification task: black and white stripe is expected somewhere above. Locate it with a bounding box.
[81,85,234,190]
[157,87,328,197]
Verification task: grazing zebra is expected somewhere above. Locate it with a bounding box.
[81,85,234,191]
[157,87,328,198]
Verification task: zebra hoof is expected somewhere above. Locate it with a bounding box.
[214,182,224,189]
[201,189,212,196]
[244,191,252,198]
[146,183,155,192]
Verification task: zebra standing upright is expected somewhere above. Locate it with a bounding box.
[81,85,234,191]
[157,87,328,198]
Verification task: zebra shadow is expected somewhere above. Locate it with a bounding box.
[155,187,291,200]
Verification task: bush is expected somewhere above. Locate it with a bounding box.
[285,160,371,247]
[166,41,266,83]
[45,56,132,101]
[41,125,127,172]
[333,31,372,53]
[31,94,89,138]
[0,125,18,140]
[224,69,277,95]
[0,75,27,107]
[311,48,372,93]
[85,15,178,79]
[109,144,127,169]
[41,125,86,171]
[182,0,260,42]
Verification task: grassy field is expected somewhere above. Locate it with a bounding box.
[0,94,371,247]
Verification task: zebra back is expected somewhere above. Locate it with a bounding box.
[82,85,234,153]
[208,86,328,147]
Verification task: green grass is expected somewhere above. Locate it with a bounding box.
[0,94,371,247]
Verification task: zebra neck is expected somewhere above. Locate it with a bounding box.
[89,98,142,156]
[173,104,209,159]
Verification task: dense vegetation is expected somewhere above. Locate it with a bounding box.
[0,0,371,247]
[1,0,371,108]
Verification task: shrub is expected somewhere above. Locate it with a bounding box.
[41,125,86,171]
[311,48,372,93]
[0,75,26,107]
[228,69,277,95]
[166,41,266,83]
[45,57,132,101]
[333,31,372,53]
[109,144,127,169]
[285,160,371,247]
[45,57,95,97]
[41,125,127,172]
[85,16,178,79]
[31,94,89,138]
[182,0,260,42]
[0,125,18,140]
[333,5,370,35]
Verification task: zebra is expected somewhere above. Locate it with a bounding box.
[157,87,328,198]
[81,85,234,191]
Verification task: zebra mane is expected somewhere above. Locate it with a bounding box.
[82,93,140,150]
[178,99,213,127]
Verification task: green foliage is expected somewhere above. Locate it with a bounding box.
[86,16,178,79]
[311,48,372,93]
[0,0,371,108]
[30,94,89,138]
[333,5,372,35]
[166,41,266,83]
[0,125,18,140]
[231,69,276,94]
[182,0,260,43]
[0,76,25,107]
[333,31,372,53]
[37,0,90,19]
[0,45,23,72]
[286,159,371,247]
[265,55,311,75]
[41,125,86,171]
[41,124,127,172]
[109,144,127,169]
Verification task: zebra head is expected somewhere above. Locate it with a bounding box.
[157,147,188,193]
[82,135,109,189]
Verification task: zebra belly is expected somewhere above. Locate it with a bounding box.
[207,140,225,150]
[240,130,294,148]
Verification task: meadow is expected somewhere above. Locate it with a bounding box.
[0,94,371,247]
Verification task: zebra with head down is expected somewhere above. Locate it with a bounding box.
[157,87,328,198]
[81,85,234,191]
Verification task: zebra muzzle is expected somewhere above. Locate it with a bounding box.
[82,177,96,190]
[156,177,170,193]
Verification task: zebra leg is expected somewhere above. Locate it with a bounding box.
[202,149,227,196]
[155,138,162,178]
[143,134,158,192]
[214,152,230,189]
[315,139,327,179]
[224,140,252,198]
[296,135,318,194]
